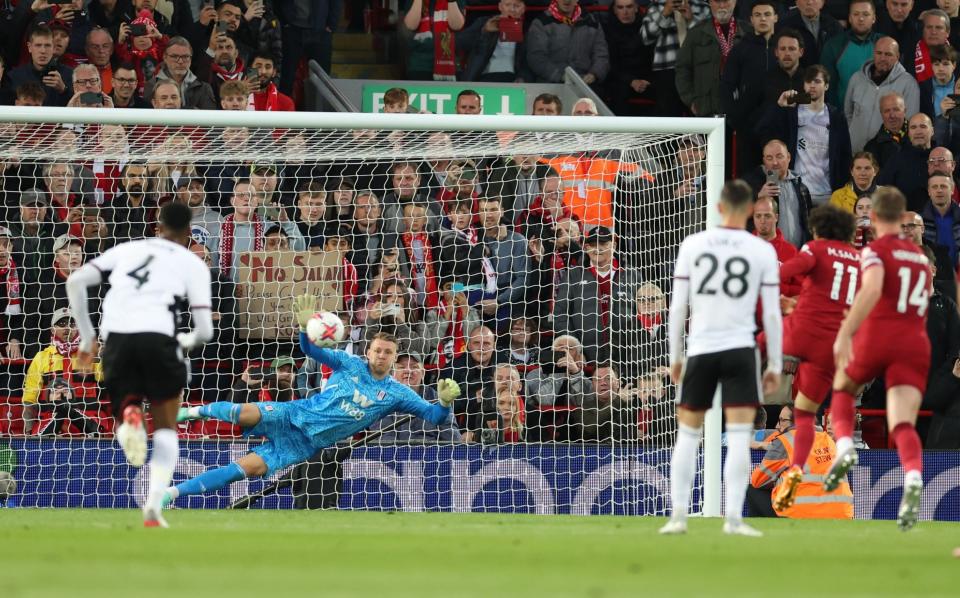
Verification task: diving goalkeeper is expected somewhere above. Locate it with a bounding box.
[162,295,461,506]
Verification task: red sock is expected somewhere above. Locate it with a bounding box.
[791,408,816,468]
[830,390,856,441]
[891,422,923,473]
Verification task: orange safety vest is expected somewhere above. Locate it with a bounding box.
[539,154,649,228]
[771,430,855,519]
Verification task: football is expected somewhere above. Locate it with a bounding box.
[306,311,345,346]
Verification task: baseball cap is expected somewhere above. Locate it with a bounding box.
[270,356,296,370]
[174,176,200,190]
[250,163,278,176]
[20,189,48,207]
[0,226,11,238]
[396,351,422,364]
[52,234,83,253]
[584,225,614,245]
[50,307,72,328]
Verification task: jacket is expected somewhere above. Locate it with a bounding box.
[456,16,532,82]
[525,12,610,83]
[830,181,877,213]
[743,166,814,247]
[751,428,854,519]
[877,144,933,212]
[676,18,746,116]
[755,102,853,192]
[921,201,960,265]
[844,60,921,152]
[820,29,882,107]
[721,32,777,128]
[777,10,843,66]
[924,289,960,413]
[539,152,642,227]
[8,62,73,106]
[143,65,217,110]
[23,345,103,406]
[864,124,907,169]
[554,264,639,363]
[524,366,592,408]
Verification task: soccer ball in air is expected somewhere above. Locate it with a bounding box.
[306,312,345,346]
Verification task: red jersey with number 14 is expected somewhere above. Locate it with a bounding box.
[780,239,861,332]
[859,234,932,334]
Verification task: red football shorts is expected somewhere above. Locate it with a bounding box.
[844,328,931,394]
[782,316,837,403]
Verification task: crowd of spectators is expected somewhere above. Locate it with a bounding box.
[1,0,960,450]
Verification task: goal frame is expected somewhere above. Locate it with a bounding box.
[0,106,726,517]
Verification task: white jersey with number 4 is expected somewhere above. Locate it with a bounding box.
[668,227,784,372]
[90,238,212,338]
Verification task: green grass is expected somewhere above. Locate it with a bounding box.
[1,510,958,598]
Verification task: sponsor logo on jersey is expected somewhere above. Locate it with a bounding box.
[339,400,365,421]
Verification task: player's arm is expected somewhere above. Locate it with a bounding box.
[667,245,691,383]
[293,294,351,370]
[177,259,215,351]
[834,259,884,364]
[779,246,816,282]
[65,263,105,357]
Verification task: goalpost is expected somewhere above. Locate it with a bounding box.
[0,107,725,516]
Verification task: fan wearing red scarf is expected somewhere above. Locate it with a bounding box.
[115,10,169,94]
[248,53,295,111]
[402,0,466,80]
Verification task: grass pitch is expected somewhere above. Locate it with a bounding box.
[1,510,958,598]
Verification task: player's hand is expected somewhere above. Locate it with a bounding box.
[833,332,853,368]
[293,294,318,332]
[762,370,781,395]
[176,332,200,352]
[669,361,683,385]
[437,378,461,407]
[76,339,98,370]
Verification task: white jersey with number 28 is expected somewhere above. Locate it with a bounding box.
[89,237,212,338]
[668,227,783,370]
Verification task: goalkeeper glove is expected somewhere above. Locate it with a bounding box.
[292,294,318,332]
[437,378,461,408]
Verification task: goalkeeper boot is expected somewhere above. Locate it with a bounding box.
[722,519,764,538]
[143,506,169,529]
[177,406,203,423]
[772,465,803,511]
[161,488,176,509]
[897,470,924,532]
[658,518,688,535]
[116,404,148,468]
[823,445,858,492]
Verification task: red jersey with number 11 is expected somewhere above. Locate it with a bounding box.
[859,234,932,333]
[780,239,861,332]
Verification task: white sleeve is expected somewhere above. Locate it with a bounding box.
[759,248,783,374]
[177,257,215,351]
[66,264,104,352]
[88,244,120,274]
[668,242,691,365]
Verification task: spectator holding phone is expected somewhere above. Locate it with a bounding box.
[248,52,294,111]
[114,9,168,94]
[9,26,73,106]
[742,139,813,248]
[230,356,297,404]
[456,0,532,82]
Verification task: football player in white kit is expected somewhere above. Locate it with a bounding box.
[67,202,213,527]
[660,180,783,537]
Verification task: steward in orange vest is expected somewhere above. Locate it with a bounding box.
[751,427,854,519]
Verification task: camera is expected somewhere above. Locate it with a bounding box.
[79,91,103,106]
[129,23,148,37]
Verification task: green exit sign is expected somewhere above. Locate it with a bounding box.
[362,84,526,115]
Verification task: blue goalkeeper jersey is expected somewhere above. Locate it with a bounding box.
[286,333,450,447]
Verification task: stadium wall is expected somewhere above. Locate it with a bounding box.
[4,440,960,521]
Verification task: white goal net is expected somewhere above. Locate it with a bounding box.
[0,109,721,515]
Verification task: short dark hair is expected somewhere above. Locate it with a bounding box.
[804,64,830,85]
[16,82,46,103]
[29,25,53,41]
[457,89,481,102]
[930,44,958,64]
[533,92,562,112]
[249,52,276,67]
[871,186,906,223]
[721,179,755,211]
[807,205,856,242]
[774,28,805,50]
[159,201,192,233]
[383,87,408,106]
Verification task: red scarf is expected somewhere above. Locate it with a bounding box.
[90,160,123,206]
[915,40,936,82]
[548,0,581,25]
[402,231,440,309]
[52,333,80,358]
[638,313,662,331]
[0,258,21,312]
[341,258,359,312]
[213,58,245,82]
[588,258,619,327]
[436,298,467,367]
[416,0,456,80]
[218,214,264,274]
[262,82,279,111]
[713,18,737,71]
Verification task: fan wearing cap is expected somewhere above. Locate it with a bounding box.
[115,9,168,93]
[21,307,103,437]
[231,356,297,404]
[555,225,639,365]
[0,226,23,363]
[8,189,66,285]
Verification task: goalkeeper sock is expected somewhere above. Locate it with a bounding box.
[199,402,244,424]
[830,389,856,445]
[669,422,701,521]
[724,423,753,523]
[144,428,178,512]
[791,408,816,468]
[174,462,246,498]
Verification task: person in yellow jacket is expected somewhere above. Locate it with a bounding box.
[828,151,878,214]
[750,415,854,519]
[21,307,103,436]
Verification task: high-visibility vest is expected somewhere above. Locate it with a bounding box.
[772,430,855,519]
[539,154,649,228]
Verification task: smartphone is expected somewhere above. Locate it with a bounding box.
[245,68,259,82]
[129,23,148,37]
[793,91,812,105]
[765,170,779,186]
[217,20,229,33]
[80,91,104,106]
[949,94,960,103]
[498,17,523,43]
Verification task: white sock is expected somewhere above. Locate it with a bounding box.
[145,428,178,512]
[835,435,854,456]
[669,422,702,521]
[188,406,202,419]
[724,423,753,523]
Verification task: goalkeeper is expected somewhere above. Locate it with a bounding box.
[162,295,461,506]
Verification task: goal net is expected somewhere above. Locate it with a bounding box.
[0,108,722,515]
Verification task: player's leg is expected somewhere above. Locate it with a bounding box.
[164,452,268,505]
[721,405,763,537]
[179,402,263,427]
[823,370,863,492]
[142,396,181,528]
[102,334,150,466]
[887,384,925,531]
